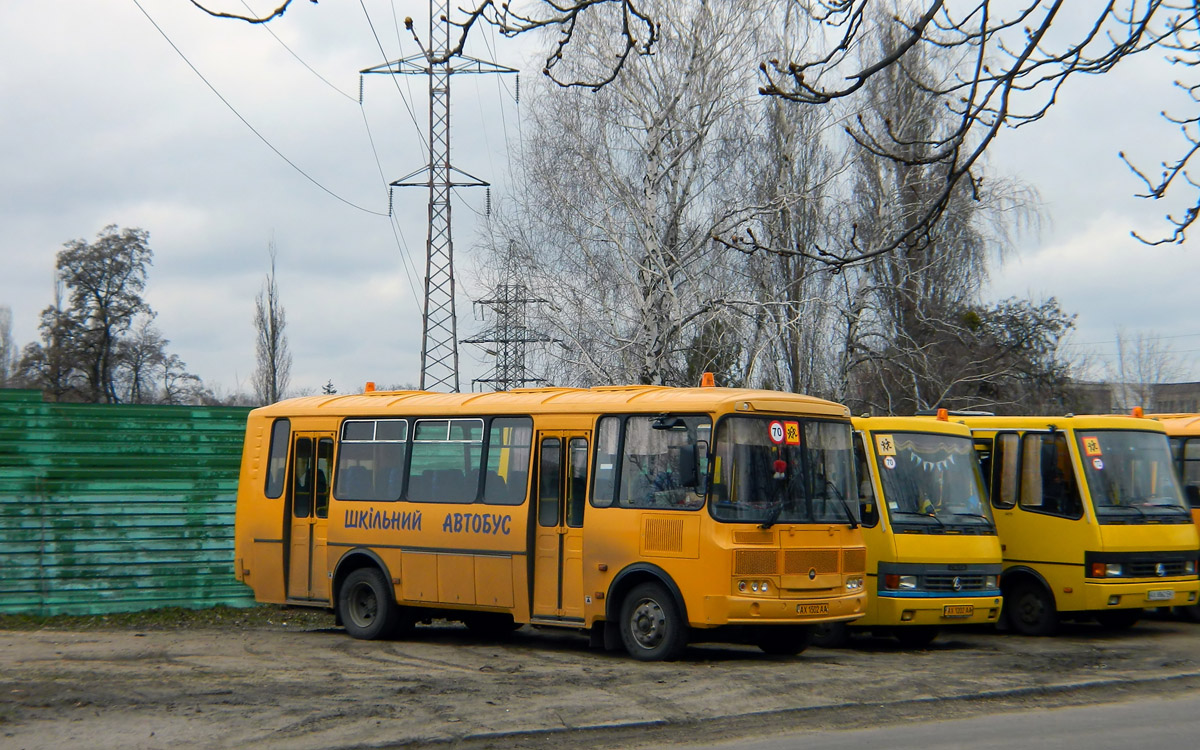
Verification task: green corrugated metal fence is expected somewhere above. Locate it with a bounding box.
[0,389,257,615]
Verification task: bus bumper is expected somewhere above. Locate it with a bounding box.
[701,591,866,625]
[1083,579,1200,610]
[869,593,1003,627]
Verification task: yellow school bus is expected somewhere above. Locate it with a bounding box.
[1149,413,1200,620]
[1151,414,1200,527]
[233,384,867,660]
[824,414,1002,647]
[962,413,1199,635]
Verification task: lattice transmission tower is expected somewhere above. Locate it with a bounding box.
[361,4,515,392]
[463,244,551,391]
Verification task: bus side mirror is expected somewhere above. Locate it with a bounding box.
[676,444,699,488]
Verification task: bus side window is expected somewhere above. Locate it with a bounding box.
[314,438,332,519]
[591,417,621,508]
[1183,438,1200,508]
[292,437,314,518]
[853,434,878,527]
[265,419,291,499]
[1019,433,1082,519]
[483,417,532,506]
[992,433,1018,509]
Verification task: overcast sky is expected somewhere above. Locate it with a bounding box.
[2,2,1198,400]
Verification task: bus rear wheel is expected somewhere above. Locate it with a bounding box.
[1005,581,1059,636]
[756,625,812,656]
[620,582,687,661]
[339,567,400,640]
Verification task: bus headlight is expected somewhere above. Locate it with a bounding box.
[884,574,918,590]
[1186,560,1197,575]
[846,577,864,591]
[984,575,998,589]
[1090,563,1122,578]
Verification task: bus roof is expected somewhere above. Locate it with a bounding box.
[1149,414,1200,435]
[953,414,1168,433]
[249,385,852,420]
[851,415,972,435]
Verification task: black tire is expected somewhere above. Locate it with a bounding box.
[811,622,851,649]
[892,626,939,649]
[756,625,813,656]
[1176,604,1200,623]
[1005,581,1059,636]
[338,567,400,640]
[1095,609,1141,630]
[463,612,522,637]
[619,582,688,661]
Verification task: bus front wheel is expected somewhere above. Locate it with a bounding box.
[339,567,400,640]
[1006,582,1059,636]
[619,582,687,661]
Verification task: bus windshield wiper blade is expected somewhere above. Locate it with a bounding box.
[891,510,945,527]
[760,501,784,530]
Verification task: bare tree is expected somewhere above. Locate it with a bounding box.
[752,1,1200,260]
[486,0,768,386]
[0,305,14,387]
[252,241,292,404]
[1107,328,1184,411]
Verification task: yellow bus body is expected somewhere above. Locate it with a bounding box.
[234,385,867,660]
[1150,413,1200,528]
[848,416,1002,646]
[961,414,1199,635]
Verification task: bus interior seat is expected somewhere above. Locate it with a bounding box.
[338,466,372,499]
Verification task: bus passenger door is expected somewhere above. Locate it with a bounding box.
[287,433,334,603]
[533,433,589,622]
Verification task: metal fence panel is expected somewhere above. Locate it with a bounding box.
[0,389,256,615]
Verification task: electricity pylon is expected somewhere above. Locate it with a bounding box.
[362,4,516,392]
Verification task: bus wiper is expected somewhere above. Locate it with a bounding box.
[1145,503,1190,516]
[892,510,945,528]
[952,513,995,529]
[1103,504,1146,518]
[760,501,784,530]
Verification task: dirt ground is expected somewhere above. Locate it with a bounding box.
[2,612,1200,750]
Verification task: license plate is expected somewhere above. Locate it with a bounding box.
[1146,589,1175,602]
[943,604,974,618]
[796,603,830,615]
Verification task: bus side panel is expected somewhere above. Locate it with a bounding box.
[235,416,287,604]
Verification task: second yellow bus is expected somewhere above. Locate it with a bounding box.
[964,413,1199,635]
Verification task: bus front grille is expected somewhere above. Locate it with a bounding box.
[734,549,778,575]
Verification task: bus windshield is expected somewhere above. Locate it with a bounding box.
[1078,430,1191,524]
[873,432,993,532]
[710,416,858,526]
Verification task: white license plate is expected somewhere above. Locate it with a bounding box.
[1146,589,1175,602]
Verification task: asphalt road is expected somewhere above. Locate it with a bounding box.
[671,693,1200,750]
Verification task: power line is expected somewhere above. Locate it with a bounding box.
[359,0,429,153]
[131,0,389,217]
[235,0,424,308]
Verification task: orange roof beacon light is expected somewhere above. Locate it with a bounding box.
[364,381,376,393]
[936,408,949,422]
[1131,406,1144,418]
[700,372,716,388]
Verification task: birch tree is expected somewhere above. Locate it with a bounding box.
[488,0,767,386]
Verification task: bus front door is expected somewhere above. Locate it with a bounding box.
[286,433,334,603]
[532,434,589,623]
